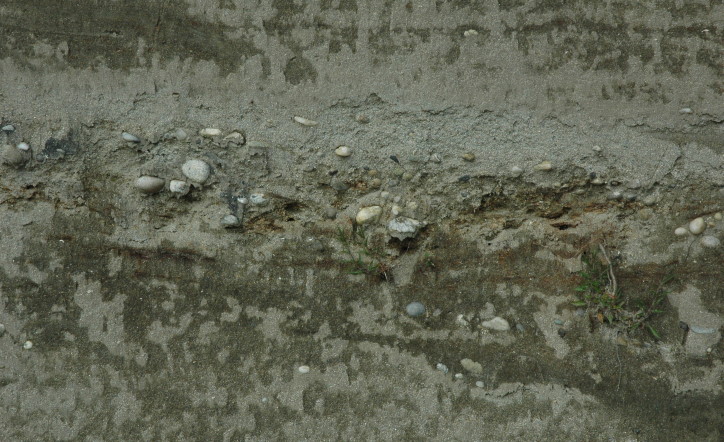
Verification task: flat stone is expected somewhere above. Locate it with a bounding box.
[533,161,553,171]
[387,216,425,240]
[481,317,510,331]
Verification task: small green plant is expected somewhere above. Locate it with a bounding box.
[574,244,672,339]
[423,252,436,269]
[336,223,391,281]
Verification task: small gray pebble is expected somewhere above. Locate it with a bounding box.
[515,323,526,332]
[324,208,337,219]
[554,319,564,325]
[0,323,5,337]
[406,301,426,317]
[1,124,15,132]
[221,215,240,228]
[330,179,349,192]
[122,132,141,143]
[700,236,720,249]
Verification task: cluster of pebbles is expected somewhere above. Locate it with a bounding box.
[674,213,722,249]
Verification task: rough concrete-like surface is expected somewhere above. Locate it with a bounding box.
[1,1,722,440]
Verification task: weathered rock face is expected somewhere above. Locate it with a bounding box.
[0,1,722,441]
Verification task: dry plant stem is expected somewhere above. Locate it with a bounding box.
[598,243,617,295]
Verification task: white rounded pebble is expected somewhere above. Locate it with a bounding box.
[688,217,706,235]
[335,145,352,157]
[463,29,478,37]
[700,236,720,249]
[436,363,449,374]
[674,227,688,236]
[16,142,30,151]
[511,166,523,176]
[200,128,222,137]
[405,301,426,317]
[174,129,188,140]
[182,159,211,183]
[533,161,553,171]
[355,206,382,224]
[454,373,464,379]
[481,317,510,331]
[298,365,310,374]
[592,145,602,152]
[1,124,15,132]
[237,197,248,205]
[475,381,484,388]
[679,108,693,114]
[293,116,318,126]
[249,193,268,205]
[715,212,722,221]
[169,180,190,196]
[221,215,240,228]
[122,132,140,143]
[23,340,33,350]
[135,176,165,194]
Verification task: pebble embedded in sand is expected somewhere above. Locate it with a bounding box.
[335,146,352,157]
[714,212,722,221]
[182,159,210,183]
[1,124,15,132]
[2,144,29,167]
[688,217,705,235]
[293,116,318,127]
[223,131,246,145]
[169,180,190,196]
[406,302,426,317]
[23,340,33,350]
[135,176,165,194]
[481,317,510,331]
[462,153,475,162]
[122,132,140,143]
[511,166,523,177]
[16,142,30,151]
[533,161,553,171]
[249,193,268,205]
[221,214,240,228]
[298,365,310,374]
[700,236,720,248]
[460,358,483,375]
[200,128,222,137]
[355,206,382,224]
[388,217,425,240]
[674,227,688,236]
